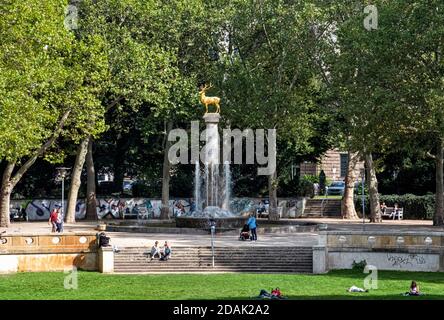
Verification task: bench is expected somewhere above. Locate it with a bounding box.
[381,207,404,220]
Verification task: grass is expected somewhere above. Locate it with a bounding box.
[1,270,444,300]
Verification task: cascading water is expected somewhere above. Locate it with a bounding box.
[184,113,237,220]
[222,161,231,212]
[213,164,219,207]
[205,163,209,208]
[194,161,201,212]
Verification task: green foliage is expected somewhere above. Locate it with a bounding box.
[302,175,319,184]
[131,182,157,198]
[352,260,367,272]
[279,175,314,198]
[0,0,74,162]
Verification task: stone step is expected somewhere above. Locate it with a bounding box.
[113,246,313,274]
[115,260,312,263]
[114,260,313,265]
[115,257,312,262]
[113,266,312,270]
[113,268,312,271]
[116,250,313,255]
[115,251,313,256]
[113,270,312,274]
[115,256,312,260]
[114,265,313,270]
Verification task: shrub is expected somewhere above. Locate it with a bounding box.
[352,259,367,272]
[131,182,155,197]
[301,175,319,184]
[298,179,315,198]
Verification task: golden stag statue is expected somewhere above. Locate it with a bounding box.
[199,83,220,114]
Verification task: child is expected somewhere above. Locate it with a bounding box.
[406,281,421,296]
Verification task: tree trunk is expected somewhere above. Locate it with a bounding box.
[341,151,360,220]
[65,138,89,223]
[434,139,444,226]
[268,169,279,221]
[365,152,381,223]
[160,122,173,220]
[86,136,97,220]
[0,163,15,228]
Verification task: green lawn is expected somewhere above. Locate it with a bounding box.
[1,270,444,300]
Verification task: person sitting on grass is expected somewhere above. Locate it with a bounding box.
[405,281,422,296]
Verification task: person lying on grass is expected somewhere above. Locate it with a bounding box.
[347,285,368,293]
[257,288,287,299]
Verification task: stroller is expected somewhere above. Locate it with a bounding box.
[239,224,251,241]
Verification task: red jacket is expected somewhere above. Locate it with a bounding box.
[50,210,58,222]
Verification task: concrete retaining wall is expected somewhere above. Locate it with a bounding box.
[0,252,97,273]
[327,250,440,272]
[312,231,444,273]
[0,233,98,273]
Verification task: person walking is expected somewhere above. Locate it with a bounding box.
[56,208,64,233]
[48,208,58,232]
[246,213,257,241]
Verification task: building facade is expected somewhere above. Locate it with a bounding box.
[299,149,365,181]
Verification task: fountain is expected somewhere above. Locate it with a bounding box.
[176,112,246,230]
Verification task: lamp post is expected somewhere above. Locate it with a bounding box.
[56,167,70,216]
[209,219,216,268]
[360,168,366,231]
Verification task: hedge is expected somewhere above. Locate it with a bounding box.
[355,193,435,220]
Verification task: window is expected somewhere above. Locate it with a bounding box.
[340,154,348,177]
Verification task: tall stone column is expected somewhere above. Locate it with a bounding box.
[203,113,220,208]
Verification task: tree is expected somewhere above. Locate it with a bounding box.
[64,0,184,222]
[0,0,87,227]
[209,0,331,220]
[341,152,360,219]
[331,0,444,225]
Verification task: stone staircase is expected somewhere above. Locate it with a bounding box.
[303,199,341,217]
[114,246,313,273]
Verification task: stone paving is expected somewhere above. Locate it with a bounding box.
[2,218,443,249]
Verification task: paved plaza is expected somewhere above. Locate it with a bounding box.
[2,218,442,249]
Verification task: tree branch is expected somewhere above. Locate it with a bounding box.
[427,151,437,160]
[105,96,124,112]
[10,110,71,187]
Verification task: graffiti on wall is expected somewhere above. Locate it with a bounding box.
[387,254,427,267]
[9,197,304,220]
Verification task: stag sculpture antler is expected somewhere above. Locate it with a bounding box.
[199,83,220,114]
